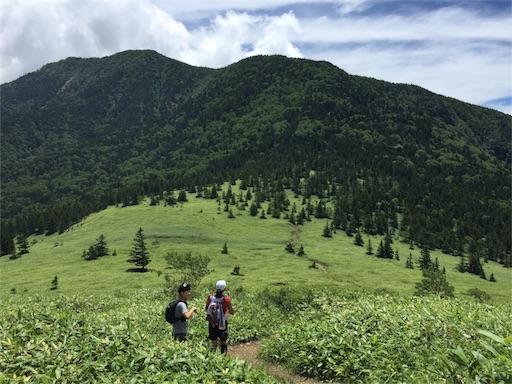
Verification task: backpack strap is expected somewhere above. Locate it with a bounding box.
[177,299,187,322]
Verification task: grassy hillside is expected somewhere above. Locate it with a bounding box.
[2,182,510,304]
[2,51,511,266]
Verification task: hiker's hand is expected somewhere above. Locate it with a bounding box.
[191,306,197,312]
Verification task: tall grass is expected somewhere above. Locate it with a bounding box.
[1,288,510,383]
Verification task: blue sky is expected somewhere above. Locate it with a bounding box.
[1,0,511,114]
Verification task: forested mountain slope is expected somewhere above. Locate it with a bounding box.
[1,50,510,265]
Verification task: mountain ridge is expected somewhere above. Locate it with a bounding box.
[1,49,510,265]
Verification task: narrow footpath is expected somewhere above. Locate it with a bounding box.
[229,340,323,383]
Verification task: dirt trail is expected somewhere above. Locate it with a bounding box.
[290,225,333,280]
[229,340,322,383]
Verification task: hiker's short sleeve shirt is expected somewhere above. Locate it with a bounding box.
[172,301,188,335]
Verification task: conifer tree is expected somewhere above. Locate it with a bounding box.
[354,230,364,246]
[366,238,374,255]
[376,240,384,258]
[405,253,414,269]
[377,233,393,258]
[127,228,150,271]
[467,252,484,277]
[96,234,108,257]
[457,254,467,272]
[222,242,228,254]
[177,189,188,202]
[249,202,258,216]
[50,276,59,291]
[210,185,218,199]
[322,222,332,237]
[418,245,432,270]
[17,236,30,255]
[297,212,304,225]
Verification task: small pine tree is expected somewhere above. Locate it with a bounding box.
[17,236,30,255]
[489,273,496,282]
[285,242,295,254]
[405,253,414,269]
[457,254,467,272]
[394,250,400,261]
[467,253,484,277]
[177,189,188,202]
[249,202,258,216]
[297,213,304,225]
[354,231,364,246]
[366,238,374,255]
[322,222,332,238]
[222,242,228,254]
[96,234,108,257]
[383,233,393,259]
[50,276,59,291]
[297,244,305,256]
[418,246,432,270]
[127,228,151,271]
[210,185,218,199]
[376,240,384,258]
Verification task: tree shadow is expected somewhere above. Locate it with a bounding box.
[126,268,149,273]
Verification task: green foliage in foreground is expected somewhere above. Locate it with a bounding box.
[1,288,511,383]
[0,289,279,383]
[259,293,512,383]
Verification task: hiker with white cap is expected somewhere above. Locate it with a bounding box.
[205,279,234,354]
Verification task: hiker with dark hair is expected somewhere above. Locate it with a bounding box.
[205,280,234,354]
[170,283,197,342]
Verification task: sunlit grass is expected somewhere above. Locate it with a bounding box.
[1,182,510,304]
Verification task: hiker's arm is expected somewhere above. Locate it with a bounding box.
[184,306,197,319]
[227,301,234,315]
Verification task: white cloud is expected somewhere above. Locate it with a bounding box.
[251,12,303,57]
[0,0,510,114]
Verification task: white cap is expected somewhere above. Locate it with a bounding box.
[216,280,226,291]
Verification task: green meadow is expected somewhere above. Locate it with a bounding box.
[1,182,512,383]
[1,182,510,304]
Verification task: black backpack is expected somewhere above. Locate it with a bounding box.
[165,299,184,324]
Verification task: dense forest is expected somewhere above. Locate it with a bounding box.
[1,50,510,267]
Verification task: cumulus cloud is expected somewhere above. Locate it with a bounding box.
[0,0,510,114]
[0,1,190,81]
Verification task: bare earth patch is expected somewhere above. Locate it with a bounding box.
[229,340,325,383]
